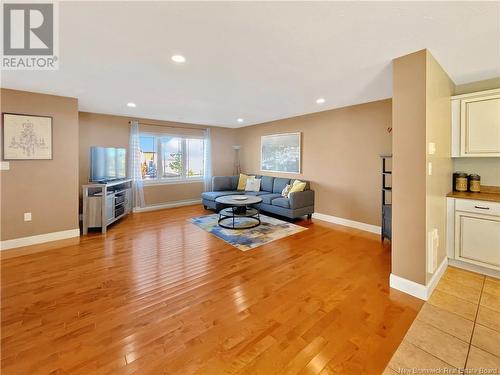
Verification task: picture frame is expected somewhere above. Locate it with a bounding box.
[260,132,301,174]
[2,113,53,160]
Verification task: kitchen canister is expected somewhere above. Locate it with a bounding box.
[454,172,468,192]
[469,174,481,193]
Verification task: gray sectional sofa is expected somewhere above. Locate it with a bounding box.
[201,175,314,219]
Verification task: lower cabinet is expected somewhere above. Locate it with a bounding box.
[453,199,500,271]
[382,204,392,241]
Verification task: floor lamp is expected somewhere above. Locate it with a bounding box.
[232,145,241,175]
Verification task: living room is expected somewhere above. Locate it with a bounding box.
[1,2,500,374]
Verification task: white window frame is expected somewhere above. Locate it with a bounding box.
[140,132,204,185]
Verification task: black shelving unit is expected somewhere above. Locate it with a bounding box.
[381,155,392,242]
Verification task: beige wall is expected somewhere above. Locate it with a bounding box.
[144,182,203,205]
[392,50,428,285]
[425,52,455,284]
[453,78,500,187]
[1,89,79,241]
[392,50,455,285]
[237,99,392,226]
[453,158,500,186]
[79,112,237,206]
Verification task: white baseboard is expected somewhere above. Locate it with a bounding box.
[426,256,449,298]
[0,229,80,251]
[389,274,428,300]
[312,212,381,234]
[449,258,500,279]
[133,199,201,213]
[389,257,448,300]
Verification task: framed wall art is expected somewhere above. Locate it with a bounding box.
[261,132,301,173]
[2,113,53,160]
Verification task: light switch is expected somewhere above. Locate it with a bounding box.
[24,212,32,221]
[428,142,436,155]
[0,161,9,170]
[428,162,433,176]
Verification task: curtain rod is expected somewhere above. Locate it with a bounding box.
[129,120,208,131]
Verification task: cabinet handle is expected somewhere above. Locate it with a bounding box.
[474,205,490,210]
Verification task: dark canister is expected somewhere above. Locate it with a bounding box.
[454,172,468,192]
[469,174,481,193]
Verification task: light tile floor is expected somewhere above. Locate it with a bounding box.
[384,266,500,375]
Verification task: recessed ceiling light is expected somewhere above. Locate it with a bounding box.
[127,102,136,108]
[316,98,325,104]
[171,55,186,63]
[237,118,244,123]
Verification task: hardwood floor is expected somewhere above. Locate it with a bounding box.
[1,206,422,374]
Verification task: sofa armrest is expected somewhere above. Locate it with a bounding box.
[289,190,315,209]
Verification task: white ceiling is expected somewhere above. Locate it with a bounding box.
[2,1,499,127]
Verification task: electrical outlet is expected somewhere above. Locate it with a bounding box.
[24,212,32,222]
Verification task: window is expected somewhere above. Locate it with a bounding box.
[186,138,204,178]
[139,134,204,183]
[161,137,182,179]
[140,136,157,179]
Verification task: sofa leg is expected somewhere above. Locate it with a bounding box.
[307,214,312,219]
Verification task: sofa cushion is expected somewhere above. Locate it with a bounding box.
[289,180,307,193]
[201,191,238,201]
[212,176,233,191]
[272,197,290,208]
[244,191,269,197]
[245,178,261,192]
[260,176,274,192]
[273,177,291,193]
[291,179,310,190]
[237,173,255,190]
[260,193,282,204]
[230,175,239,190]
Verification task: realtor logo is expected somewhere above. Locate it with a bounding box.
[2,2,58,70]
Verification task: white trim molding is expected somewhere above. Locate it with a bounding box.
[0,229,80,251]
[390,257,448,300]
[133,199,201,213]
[449,258,500,279]
[312,212,381,234]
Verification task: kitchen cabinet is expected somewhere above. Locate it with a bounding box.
[451,88,500,157]
[452,198,500,271]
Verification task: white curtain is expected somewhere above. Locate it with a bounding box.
[203,128,212,191]
[128,121,145,208]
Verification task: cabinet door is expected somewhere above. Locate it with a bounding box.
[460,94,500,156]
[455,211,500,270]
[106,194,115,222]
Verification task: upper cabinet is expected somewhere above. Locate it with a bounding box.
[451,88,500,157]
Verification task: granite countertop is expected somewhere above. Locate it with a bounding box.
[447,186,500,203]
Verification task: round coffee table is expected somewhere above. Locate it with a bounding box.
[215,195,263,229]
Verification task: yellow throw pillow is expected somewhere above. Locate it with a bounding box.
[237,173,254,190]
[289,180,306,194]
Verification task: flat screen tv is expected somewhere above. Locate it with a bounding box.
[90,146,127,182]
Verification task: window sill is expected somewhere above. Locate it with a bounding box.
[143,178,204,186]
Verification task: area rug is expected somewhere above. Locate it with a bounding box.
[190,214,307,251]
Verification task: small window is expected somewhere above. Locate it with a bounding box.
[139,135,157,179]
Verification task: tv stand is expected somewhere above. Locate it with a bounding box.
[82,179,132,234]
